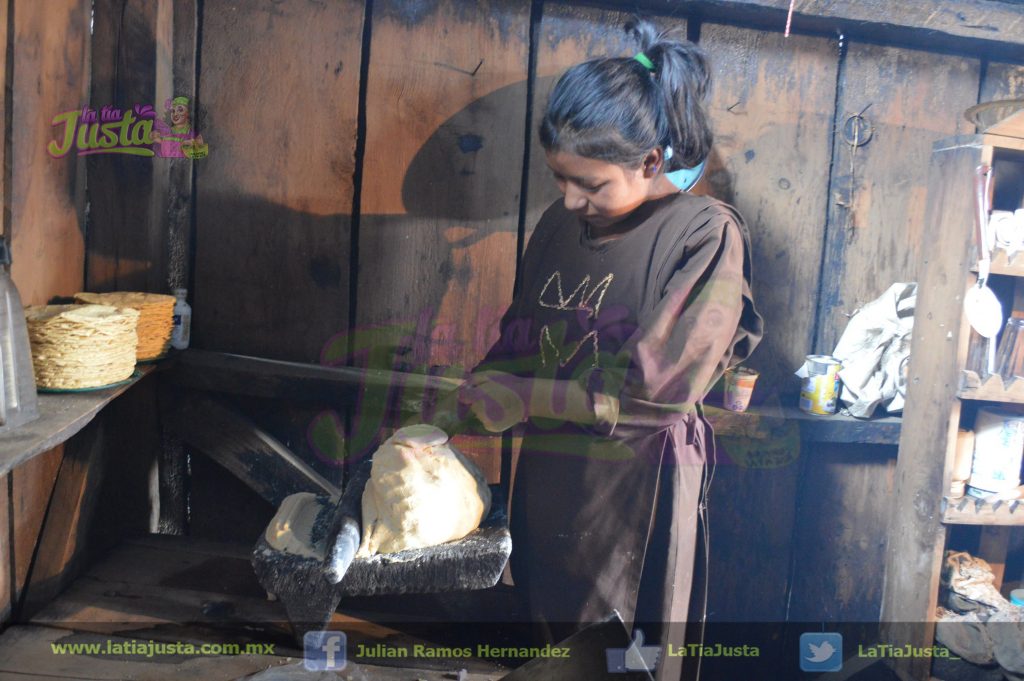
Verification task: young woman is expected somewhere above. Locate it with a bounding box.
[458,18,763,677]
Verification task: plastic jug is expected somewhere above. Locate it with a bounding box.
[0,239,38,434]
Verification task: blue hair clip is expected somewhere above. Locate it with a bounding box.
[665,158,707,192]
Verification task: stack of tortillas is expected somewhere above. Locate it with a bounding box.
[26,305,139,390]
[74,292,175,361]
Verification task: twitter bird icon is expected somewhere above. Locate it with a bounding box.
[800,632,842,672]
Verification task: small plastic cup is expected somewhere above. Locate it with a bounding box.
[723,367,759,412]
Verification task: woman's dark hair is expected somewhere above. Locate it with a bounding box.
[539,18,712,171]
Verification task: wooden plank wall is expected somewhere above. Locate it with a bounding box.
[9,0,89,305]
[815,45,979,353]
[86,0,161,293]
[3,0,91,628]
[156,0,1024,626]
[185,0,365,534]
[358,0,527,371]
[10,0,1024,631]
[526,4,636,239]
[695,23,839,625]
[192,0,363,363]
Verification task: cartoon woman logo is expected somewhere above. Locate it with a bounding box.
[152,96,208,159]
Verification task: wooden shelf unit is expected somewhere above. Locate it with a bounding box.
[958,370,1024,402]
[882,134,1024,681]
[986,248,1024,277]
[172,348,904,445]
[0,364,156,476]
[941,494,1024,525]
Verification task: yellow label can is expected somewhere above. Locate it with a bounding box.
[799,355,842,415]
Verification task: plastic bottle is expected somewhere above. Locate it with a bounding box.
[171,288,191,350]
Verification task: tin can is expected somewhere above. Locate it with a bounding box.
[798,355,842,415]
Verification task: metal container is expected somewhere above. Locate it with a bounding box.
[0,239,38,434]
[798,355,842,415]
[968,407,1024,496]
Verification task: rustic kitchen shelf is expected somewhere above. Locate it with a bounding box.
[704,405,901,445]
[987,249,1024,277]
[172,349,901,446]
[885,133,1024,680]
[941,494,1024,526]
[0,365,156,476]
[958,369,1024,402]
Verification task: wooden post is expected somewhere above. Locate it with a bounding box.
[154,381,188,535]
[881,144,983,681]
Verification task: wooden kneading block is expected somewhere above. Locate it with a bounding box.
[356,425,491,558]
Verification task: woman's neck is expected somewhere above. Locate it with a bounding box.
[586,179,683,242]
[650,173,684,200]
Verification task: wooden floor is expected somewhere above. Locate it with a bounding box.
[0,535,513,680]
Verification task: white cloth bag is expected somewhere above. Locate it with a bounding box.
[832,282,917,418]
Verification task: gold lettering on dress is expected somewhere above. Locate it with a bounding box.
[538,272,613,318]
[537,272,614,367]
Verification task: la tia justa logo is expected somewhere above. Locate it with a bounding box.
[48,97,208,159]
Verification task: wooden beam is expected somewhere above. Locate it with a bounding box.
[610,0,1024,58]
[154,382,187,535]
[167,348,460,413]
[170,391,339,505]
[880,143,983,681]
[156,0,197,294]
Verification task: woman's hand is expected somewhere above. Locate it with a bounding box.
[458,371,529,433]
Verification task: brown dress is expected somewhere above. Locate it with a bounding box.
[477,192,762,679]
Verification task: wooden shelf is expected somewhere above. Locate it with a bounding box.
[969,248,1024,277]
[958,370,1024,403]
[988,248,1024,277]
[704,404,901,445]
[172,350,903,446]
[0,365,156,476]
[942,494,1024,525]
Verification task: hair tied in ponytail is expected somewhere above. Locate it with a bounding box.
[539,17,713,171]
[633,52,655,72]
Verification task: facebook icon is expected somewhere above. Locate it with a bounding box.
[303,630,347,671]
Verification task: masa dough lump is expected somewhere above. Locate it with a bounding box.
[356,424,491,558]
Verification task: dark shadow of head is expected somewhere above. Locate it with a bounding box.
[401,77,560,227]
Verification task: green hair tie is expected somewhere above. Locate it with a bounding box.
[633,52,655,72]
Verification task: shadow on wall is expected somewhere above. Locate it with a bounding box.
[84,77,775,379]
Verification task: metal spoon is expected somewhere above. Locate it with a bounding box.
[965,164,1003,374]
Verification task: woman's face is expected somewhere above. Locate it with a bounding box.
[545,150,658,228]
[171,104,189,126]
